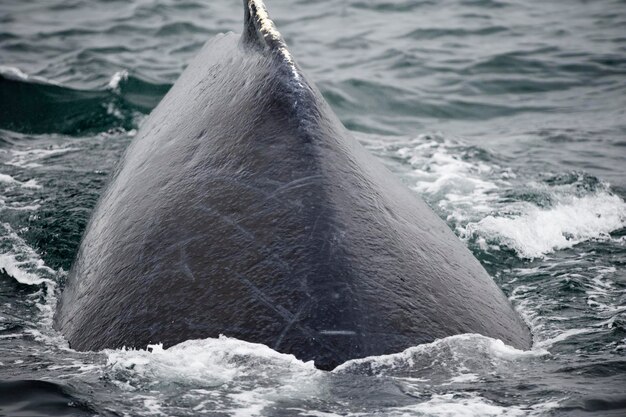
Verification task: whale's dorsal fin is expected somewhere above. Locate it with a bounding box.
[242,0,287,52]
[242,0,302,82]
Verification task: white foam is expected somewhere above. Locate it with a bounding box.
[0,223,58,330]
[105,102,124,119]
[226,390,274,417]
[393,135,506,227]
[467,193,626,259]
[107,69,129,91]
[1,203,40,211]
[535,327,599,349]
[0,174,17,184]
[106,335,316,388]
[334,334,547,375]
[0,253,47,285]
[448,373,479,383]
[102,333,555,416]
[0,65,60,85]
[488,337,549,359]
[389,394,560,417]
[7,146,80,168]
[382,134,626,259]
[389,394,527,417]
[21,179,42,189]
[291,411,342,417]
[105,335,321,415]
[0,173,41,190]
[0,65,29,81]
[139,396,164,416]
[585,267,624,314]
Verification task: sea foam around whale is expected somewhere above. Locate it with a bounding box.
[370,133,626,259]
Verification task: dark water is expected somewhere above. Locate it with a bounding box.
[1,0,625,415]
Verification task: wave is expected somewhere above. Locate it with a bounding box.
[0,66,169,135]
[106,336,317,387]
[382,134,626,259]
[5,146,81,168]
[0,172,41,189]
[0,222,59,332]
[389,394,559,417]
[103,333,550,416]
[334,333,547,376]
[467,193,626,259]
[0,380,95,416]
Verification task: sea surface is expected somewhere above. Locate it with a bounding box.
[1,0,625,415]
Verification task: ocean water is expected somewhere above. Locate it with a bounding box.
[1,0,625,415]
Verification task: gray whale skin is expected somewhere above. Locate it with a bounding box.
[54,0,532,370]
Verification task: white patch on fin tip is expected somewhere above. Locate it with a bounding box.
[249,0,302,83]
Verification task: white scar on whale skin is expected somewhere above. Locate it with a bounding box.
[248,0,302,84]
[319,330,357,336]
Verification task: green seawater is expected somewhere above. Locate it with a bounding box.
[0,0,625,415]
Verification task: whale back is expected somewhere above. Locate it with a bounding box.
[54,0,531,370]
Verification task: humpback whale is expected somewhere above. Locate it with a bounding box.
[54,0,532,370]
